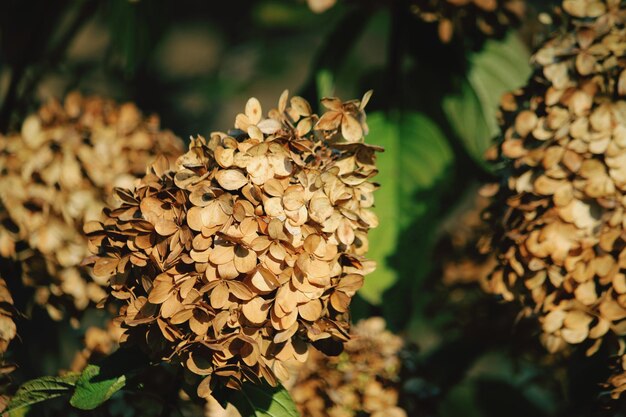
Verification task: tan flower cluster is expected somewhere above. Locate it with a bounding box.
[0,278,15,355]
[306,0,337,13]
[0,277,16,374]
[69,320,123,372]
[0,92,184,320]
[410,0,526,43]
[305,0,524,42]
[288,317,406,417]
[484,0,626,356]
[85,91,379,390]
[440,192,496,290]
[608,354,626,399]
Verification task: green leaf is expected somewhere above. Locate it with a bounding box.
[5,374,79,413]
[105,0,164,76]
[69,364,126,410]
[474,378,548,417]
[362,112,454,305]
[228,382,300,417]
[316,69,334,99]
[252,1,321,29]
[443,32,531,165]
[6,406,30,417]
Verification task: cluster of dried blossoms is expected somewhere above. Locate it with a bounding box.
[206,318,406,417]
[304,0,524,43]
[86,91,379,390]
[439,192,496,290]
[484,0,626,356]
[69,320,123,372]
[0,93,183,319]
[410,0,526,43]
[608,354,626,399]
[288,317,406,417]
[306,0,337,13]
[0,277,16,372]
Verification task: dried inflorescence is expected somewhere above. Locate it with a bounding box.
[0,277,16,376]
[410,0,526,43]
[0,93,184,319]
[608,354,626,399]
[439,192,496,290]
[86,91,379,391]
[304,0,524,43]
[69,320,123,372]
[306,0,337,13]
[485,0,626,356]
[288,317,406,417]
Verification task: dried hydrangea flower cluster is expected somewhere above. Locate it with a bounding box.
[69,320,123,372]
[306,0,337,13]
[288,317,406,417]
[410,0,526,43]
[304,0,524,43]
[0,277,16,372]
[86,91,379,390]
[439,192,496,290]
[608,354,626,399]
[484,0,626,355]
[0,93,183,320]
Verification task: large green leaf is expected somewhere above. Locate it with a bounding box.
[362,112,454,305]
[228,383,299,417]
[4,374,79,414]
[69,363,126,410]
[443,32,531,164]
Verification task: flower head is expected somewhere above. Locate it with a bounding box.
[86,91,380,391]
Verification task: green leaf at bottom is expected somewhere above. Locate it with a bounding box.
[69,363,126,410]
[228,382,299,417]
[5,374,79,414]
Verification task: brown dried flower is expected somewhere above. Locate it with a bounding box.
[410,0,526,43]
[69,320,124,372]
[306,0,337,13]
[288,317,406,417]
[608,354,626,399]
[0,276,17,378]
[485,0,626,356]
[85,90,379,391]
[306,0,524,42]
[204,318,406,417]
[0,92,184,320]
[0,278,16,357]
[440,192,496,289]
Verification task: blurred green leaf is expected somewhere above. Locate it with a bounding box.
[474,379,548,417]
[442,32,531,165]
[69,363,126,410]
[316,69,334,99]
[440,382,484,417]
[362,112,453,305]
[299,7,373,103]
[105,0,165,76]
[228,382,300,417]
[252,1,320,29]
[5,374,79,413]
